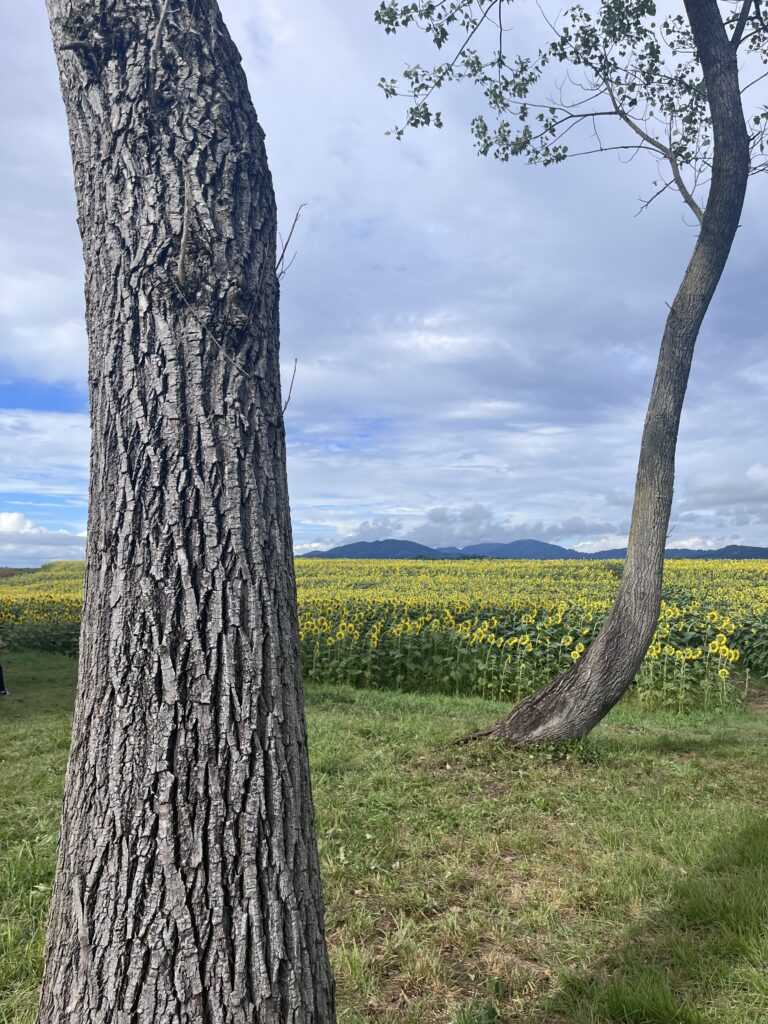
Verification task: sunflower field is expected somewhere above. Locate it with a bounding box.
[297,558,767,711]
[1,558,766,710]
[0,561,82,655]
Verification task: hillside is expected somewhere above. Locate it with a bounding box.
[302,539,448,560]
[302,539,768,560]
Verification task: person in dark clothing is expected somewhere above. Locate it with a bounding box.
[0,635,8,696]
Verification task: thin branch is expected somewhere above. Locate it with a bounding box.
[616,140,650,166]
[740,68,768,93]
[731,0,755,49]
[416,0,503,108]
[635,176,674,216]
[276,204,306,280]
[604,81,703,224]
[665,126,704,225]
[508,108,619,149]
[279,252,298,279]
[498,1,503,86]
[665,163,703,222]
[282,358,298,413]
[535,0,561,40]
[553,143,660,159]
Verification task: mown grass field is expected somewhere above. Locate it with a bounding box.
[2,652,768,1023]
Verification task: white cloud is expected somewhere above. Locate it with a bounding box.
[0,410,89,496]
[0,512,41,534]
[385,327,479,360]
[443,399,525,421]
[671,536,718,551]
[0,511,85,567]
[574,535,629,554]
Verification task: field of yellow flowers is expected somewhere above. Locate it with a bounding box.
[297,558,768,710]
[1,558,766,709]
[0,562,82,655]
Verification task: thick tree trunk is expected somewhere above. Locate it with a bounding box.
[477,0,751,746]
[39,3,335,1022]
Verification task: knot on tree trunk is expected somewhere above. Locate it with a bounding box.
[59,8,134,76]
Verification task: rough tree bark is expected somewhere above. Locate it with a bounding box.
[39,2,335,1022]
[476,0,751,746]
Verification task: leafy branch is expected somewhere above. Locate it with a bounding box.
[376,1,768,215]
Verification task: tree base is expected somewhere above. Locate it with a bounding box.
[459,653,636,747]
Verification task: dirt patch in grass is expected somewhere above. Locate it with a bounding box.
[745,683,768,714]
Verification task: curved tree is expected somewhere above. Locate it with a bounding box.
[376,0,758,744]
[39,2,335,1020]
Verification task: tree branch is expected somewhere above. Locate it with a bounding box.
[636,176,674,216]
[282,358,298,413]
[604,81,704,224]
[731,0,755,49]
[415,0,503,109]
[276,204,306,281]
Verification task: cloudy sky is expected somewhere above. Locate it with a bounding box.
[1,1,766,566]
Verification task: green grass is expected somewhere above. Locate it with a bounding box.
[2,654,768,1023]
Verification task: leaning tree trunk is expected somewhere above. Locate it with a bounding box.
[39,3,335,1022]
[478,0,751,746]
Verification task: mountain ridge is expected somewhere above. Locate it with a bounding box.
[300,538,768,560]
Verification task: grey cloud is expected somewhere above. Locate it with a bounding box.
[0,533,85,569]
[342,515,406,544]
[1,1,766,560]
[681,467,768,510]
[335,504,626,551]
[0,512,85,568]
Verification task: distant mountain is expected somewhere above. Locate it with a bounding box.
[655,544,768,560]
[302,538,448,560]
[461,540,582,560]
[583,544,768,560]
[301,538,768,561]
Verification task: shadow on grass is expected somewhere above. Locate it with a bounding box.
[638,734,749,758]
[545,818,768,1024]
[303,687,359,708]
[597,728,751,759]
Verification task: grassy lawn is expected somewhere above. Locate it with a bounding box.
[2,654,768,1023]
